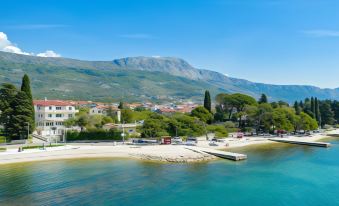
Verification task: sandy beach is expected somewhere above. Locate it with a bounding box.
[0,129,338,164]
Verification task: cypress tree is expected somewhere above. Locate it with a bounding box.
[315,97,320,123]
[118,101,124,109]
[299,101,304,110]
[7,91,34,139]
[203,90,212,112]
[258,94,268,104]
[294,101,301,115]
[311,97,315,118]
[20,74,35,132]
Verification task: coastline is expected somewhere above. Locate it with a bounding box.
[0,129,338,165]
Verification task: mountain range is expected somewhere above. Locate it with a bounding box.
[0,51,338,103]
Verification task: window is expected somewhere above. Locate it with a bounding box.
[68,107,72,110]
[48,114,52,118]
[38,106,41,110]
[56,107,62,110]
[68,114,73,118]
[46,122,54,126]
[56,114,63,118]
[56,122,64,126]
[49,106,52,110]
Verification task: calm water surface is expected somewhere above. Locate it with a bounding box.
[1,138,339,206]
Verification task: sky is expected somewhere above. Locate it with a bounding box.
[1,0,339,88]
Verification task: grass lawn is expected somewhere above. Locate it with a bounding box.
[0,148,6,152]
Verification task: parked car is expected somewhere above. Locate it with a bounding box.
[186,137,197,146]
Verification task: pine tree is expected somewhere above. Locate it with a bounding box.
[258,94,268,104]
[7,91,34,140]
[20,74,35,132]
[203,90,211,112]
[294,101,301,115]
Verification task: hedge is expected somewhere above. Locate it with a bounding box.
[66,129,124,141]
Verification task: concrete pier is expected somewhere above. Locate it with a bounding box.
[186,147,247,161]
[269,138,331,147]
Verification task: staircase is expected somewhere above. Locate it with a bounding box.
[32,134,49,143]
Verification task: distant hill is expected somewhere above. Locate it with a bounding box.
[0,51,338,103]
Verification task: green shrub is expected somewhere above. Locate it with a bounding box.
[207,125,229,138]
[0,136,6,143]
[0,148,6,152]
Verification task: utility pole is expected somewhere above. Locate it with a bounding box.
[26,122,30,139]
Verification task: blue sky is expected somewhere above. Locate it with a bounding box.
[1,0,339,88]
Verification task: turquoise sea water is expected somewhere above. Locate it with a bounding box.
[0,138,339,206]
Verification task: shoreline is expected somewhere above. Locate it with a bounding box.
[0,129,338,165]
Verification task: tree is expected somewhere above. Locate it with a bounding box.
[215,93,235,120]
[203,90,212,112]
[315,97,320,123]
[118,101,124,109]
[278,101,289,107]
[331,100,339,124]
[299,101,304,110]
[258,94,268,104]
[102,116,114,125]
[271,108,294,132]
[77,114,89,131]
[121,109,134,123]
[106,106,117,121]
[0,83,18,138]
[319,101,335,127]
[297,112,318,131]
[20,74,35,132]
[20,74,33,100]
[249,103,273,133]
[294,101,301,115]
[311,97,315,118]
[191,106,213,123]
[64,118,76,128]
[7,91,34,139]
[140,113,169,138]
[303,98,313,118]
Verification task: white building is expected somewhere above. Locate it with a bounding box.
[34,100,79,141]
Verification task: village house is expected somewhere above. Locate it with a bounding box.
[89,105,121,122]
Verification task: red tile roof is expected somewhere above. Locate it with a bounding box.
[33,100,74,106]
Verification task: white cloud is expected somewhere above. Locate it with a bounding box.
[37,50,61,57]
[0,31,61,57]
[302,30,339,37]
[0,32,30,55]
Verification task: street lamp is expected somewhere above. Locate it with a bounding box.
[121,122,125,144]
